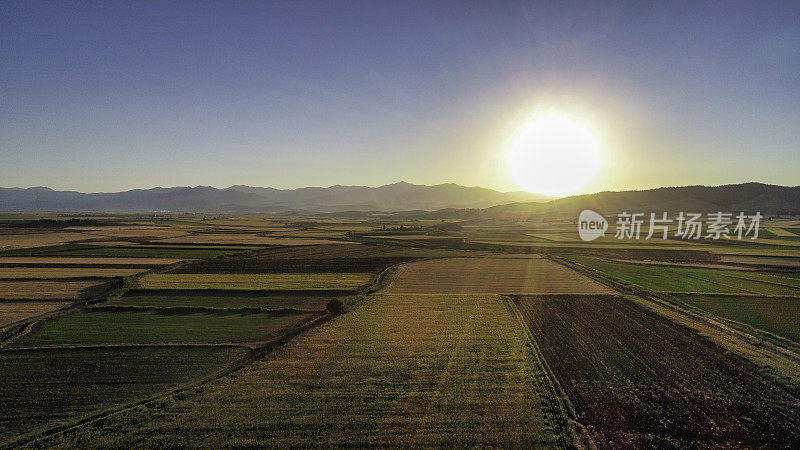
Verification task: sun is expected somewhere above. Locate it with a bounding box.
[507,114,601,196]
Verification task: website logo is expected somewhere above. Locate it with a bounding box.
[578,210,608,241]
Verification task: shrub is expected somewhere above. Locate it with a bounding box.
[326,298,344,315]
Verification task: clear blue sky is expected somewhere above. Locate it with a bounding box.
[1,1,798,193]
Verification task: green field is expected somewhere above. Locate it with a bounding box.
[568,256,800,295]
[136,273,373,291]
[110,291,338,311]
[0,346,248,444]
[673,294,800,343]
[14,309,315,346]
[27,294,573,447]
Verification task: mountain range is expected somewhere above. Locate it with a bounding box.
[480,183,800,219]
[1,182,797,217]
[0,182,551,213]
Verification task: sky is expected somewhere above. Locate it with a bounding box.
[1,0,798,194]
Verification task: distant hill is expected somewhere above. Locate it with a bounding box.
[479,183,800,219]
[0,182,551,213]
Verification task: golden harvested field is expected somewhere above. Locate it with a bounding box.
[72,226,194,239]
[0,268,145,279]
[28,294,572,447]
[156,234,352,245]
[0,232,90,250]
[382,257,615,294]
[137,273,373,290]
[0,301,73,327]
[0,257,181,265]
[0,280,111,300]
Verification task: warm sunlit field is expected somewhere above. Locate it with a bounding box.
[381,256,615,294]
[1,215,799,448]
[22,294,574,447]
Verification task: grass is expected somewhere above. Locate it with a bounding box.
[567,256,800,295]
[13,309,315,346]
[673,294,800,343]
[0,346,248,444]
[110,291,337,311]
[27,294,573,447]
[136,273,373,291]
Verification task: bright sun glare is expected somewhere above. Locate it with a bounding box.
[508,114,601,197]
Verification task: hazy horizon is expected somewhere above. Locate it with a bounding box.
[2,179,796,198]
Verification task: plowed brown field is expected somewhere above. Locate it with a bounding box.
[515,294,800,448]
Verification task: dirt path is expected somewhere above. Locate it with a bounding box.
[514,294,800,448]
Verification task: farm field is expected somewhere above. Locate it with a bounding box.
[525,233,579,242]
[13,309,316,347]
[0,279,112,300]
[0,256,181,266]
[709,247,800,258]
[0,346,248,443]
[166,243,465,274]
[514,294,800,448]
[0,301,73,327]
[362,234,463,240]
[381,257,615,294]
[568,256,800,295]
[24,294,573,447]
[109,290,338,311]
[0,267,146,279]
[719,255,800,267]
[2,215,799,447]
[0,232,94,250]
[672,294,800,343]
[608,258,758,271]
[765,227,800,237]
[48,246,247,259]
[156,234,349,245]
[136,273,372,291]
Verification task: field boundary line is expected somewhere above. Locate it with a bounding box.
[551,255,800,393]
[6,308,334,448]
[502,295,595,450]
[1,342,253,352]
[553,256,800,358]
